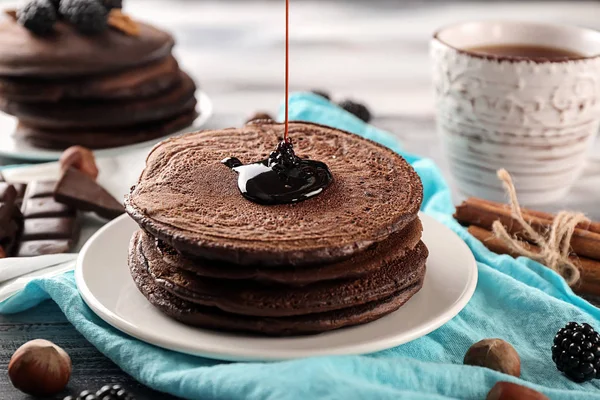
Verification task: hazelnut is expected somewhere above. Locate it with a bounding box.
[464,338,521,377]
[487,382,549,400]
[8,339,72,396]
[59,146,99,181]
[4,9,17,20]
[246,111,274,124]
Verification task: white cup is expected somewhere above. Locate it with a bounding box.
[431,21,600,205]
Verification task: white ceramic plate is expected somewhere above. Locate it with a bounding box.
[76,212,477,362]
[0,91,213,162]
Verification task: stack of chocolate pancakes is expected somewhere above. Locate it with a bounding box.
[0,17,197,150]
[125,121,427,336]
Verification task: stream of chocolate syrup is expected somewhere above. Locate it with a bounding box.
[284,0,290,143]
[223,0,332,205]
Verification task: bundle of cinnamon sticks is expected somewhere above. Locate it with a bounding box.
[455,197,600,296]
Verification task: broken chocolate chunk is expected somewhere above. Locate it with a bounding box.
[54,167,124,220]
[0,183,17,205]
[0,179,81,257]
[13,183,27,205]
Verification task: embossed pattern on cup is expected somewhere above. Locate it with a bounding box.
[431,21,600,205]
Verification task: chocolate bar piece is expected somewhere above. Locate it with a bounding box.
[13,180,81,257]
[25,180,57,199]
[0,183,19,240]
[0,202,13,226]
[21,217,80,241]
[54,167,124,220]
[16,240,72,257]
[0,179,81,257]
[0,182,23,256]
[0,220,19,255]
[22,197,75,218]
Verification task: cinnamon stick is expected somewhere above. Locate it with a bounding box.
[475,197,600,234]
[455,198,600,261]
[468,225,600,296]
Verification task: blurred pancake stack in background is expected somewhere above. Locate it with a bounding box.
[0,0,198,150]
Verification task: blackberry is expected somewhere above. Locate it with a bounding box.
[94,384,135,400]
[310,89,331,101]
[96,385,113,397]
[246,111,274,124]
[62,391,93,400]
[17,0,57,35]
[101,0,122,10]
[73,390,98,400]
[552,322,600,382]
[115,388,135,399]
[59,0,108,35]
[338,100,372,123]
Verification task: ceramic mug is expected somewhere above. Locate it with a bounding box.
[431,21,600,205]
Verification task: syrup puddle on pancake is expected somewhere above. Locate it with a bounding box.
[222,140,332,205]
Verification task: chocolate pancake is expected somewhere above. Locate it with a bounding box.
[16,109,198,150]
[129,232,425,335]
[0,71,196,129]
[136,232,427,317]
[125,122,424,267]
[0,56,181,102]
[147,217,423,285]
[0,20,174,77]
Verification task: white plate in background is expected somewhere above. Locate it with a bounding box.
[0,91,212,162]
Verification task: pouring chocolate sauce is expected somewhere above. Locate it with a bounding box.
[223,0,333,205]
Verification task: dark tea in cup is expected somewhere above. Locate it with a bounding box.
[466,44,585,59]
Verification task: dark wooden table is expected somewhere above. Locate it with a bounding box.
[0,302,181,399]
[1,0,599,398]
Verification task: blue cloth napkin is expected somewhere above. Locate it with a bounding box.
[2,92,600,400]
